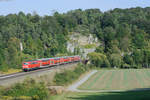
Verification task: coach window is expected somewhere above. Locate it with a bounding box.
[31,62,37,64]
[24,63,28,65]
[51,60,54,64]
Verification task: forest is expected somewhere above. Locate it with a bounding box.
[0,7,150,71]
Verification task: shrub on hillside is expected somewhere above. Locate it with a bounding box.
[53,64,86,85]
[88,52,110,68]
[83,44,96,49]
[109,54,122,68]
[1,78,49,100]
[122,63,131,69]
[0,96,32,100]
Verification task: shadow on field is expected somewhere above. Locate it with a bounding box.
[68,89,150,100]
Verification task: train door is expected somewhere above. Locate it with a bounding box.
[58,58,60,65]
[50,59,54,66]
[40,61,42,67]
[31,62,34,68]
[61,58,64,64]
[64,57,67,63]
[69,57,71,62]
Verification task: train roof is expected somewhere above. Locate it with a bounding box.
[24,55,80,62]
[24,60,38,62]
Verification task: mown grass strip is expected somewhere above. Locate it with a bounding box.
[128,70,138,89]
[145,70,150,79]
[79,71,101,89]
[143,70,150,81]
[134,70,145,88]
[87,71,106,89]
[110,70,121,90]
[140,70,150,87]
[123,70,129,89]
[104,70,116,89]
[144,70,150,85]
[89,71,111,90]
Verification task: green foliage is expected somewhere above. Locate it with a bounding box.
[132,49,144,68]
[0,7,150,71]
[83,44,96,49]
[88,52,110,68]
[143,49,150,68]
[1,79,49,100]
[133,29,146,49]
[54,64,86,85]
[123,53,133,65]
[109,54,122,68]
[122,63,131,69]
[95,46,104,53]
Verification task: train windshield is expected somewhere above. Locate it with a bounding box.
[24,63,28,65]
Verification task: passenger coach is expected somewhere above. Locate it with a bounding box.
[22,55,81,72]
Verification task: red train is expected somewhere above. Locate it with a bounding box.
[22,55,81,72]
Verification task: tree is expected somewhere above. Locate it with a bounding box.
[103,26,116,52]
[7,37,21,68]
[110,54,122,68]
[116,24,131,51]
[132,49,144,68]
[143,49,150,68]
[101,12,117,28]
[0,7,150,71]
[133,29,146,49]
[88,52,110,68]
[123,53,133,65]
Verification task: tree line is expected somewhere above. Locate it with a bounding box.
[0,7,150,71]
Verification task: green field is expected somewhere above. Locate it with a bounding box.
[51,69,150,100]
[78,69,150,91]
[51,91,150,100]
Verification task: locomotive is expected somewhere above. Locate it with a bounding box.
[22,55,81,72]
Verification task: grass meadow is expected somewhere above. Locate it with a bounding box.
[78,69,150,91]
[51,69,150,100]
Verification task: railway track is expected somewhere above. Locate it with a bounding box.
[0,66,58,80]
[0,72,23,80]
[0,62,78,85]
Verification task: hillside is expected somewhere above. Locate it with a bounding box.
[0,7,150,71]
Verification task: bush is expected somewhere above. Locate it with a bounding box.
[110,54,122,68]
[122,63,131,69]
[0,96,32,100]
[88,52,110,68]
[83,44,96,49]
[54,64,86,85]
[1,78,49,100]
[14,96,32,100]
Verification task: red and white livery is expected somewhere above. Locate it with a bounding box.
[22,55,81,72]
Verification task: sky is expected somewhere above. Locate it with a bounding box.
[0,0,150,16]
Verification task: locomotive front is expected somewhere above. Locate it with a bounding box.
[22,62,30,71]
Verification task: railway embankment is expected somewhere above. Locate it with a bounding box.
[0,63,78,86]
[0,63,89,99]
